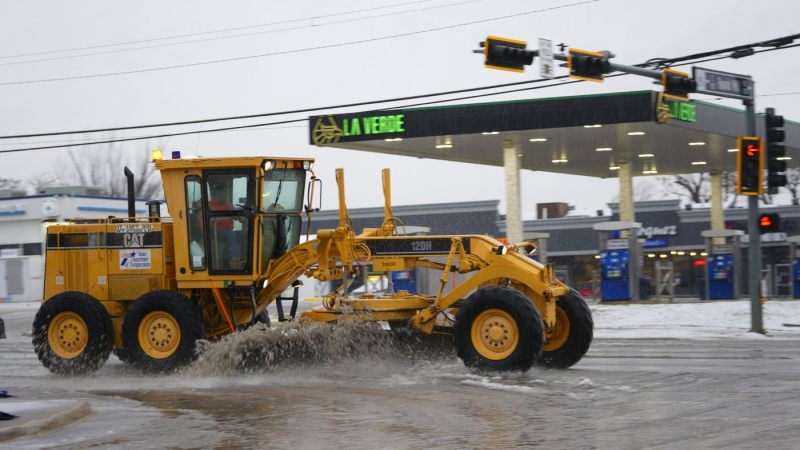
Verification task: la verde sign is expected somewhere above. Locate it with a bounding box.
[670,101,696,122]
[311,114,406,145]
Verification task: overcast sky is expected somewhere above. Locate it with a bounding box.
[2,0,799,216]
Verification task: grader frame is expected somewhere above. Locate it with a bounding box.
[33,154,592,375]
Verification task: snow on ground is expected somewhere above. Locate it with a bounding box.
[589,299,800,339]
[3,299,800,340]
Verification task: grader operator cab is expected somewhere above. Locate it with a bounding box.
[33,152,593,375]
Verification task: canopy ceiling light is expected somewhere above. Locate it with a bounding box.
[435,135,453,149]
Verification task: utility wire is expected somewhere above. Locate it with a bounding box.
[0,78,558,139]
[0,0,490,67]
[3,32,796,142]
[640,34,800,69]
[0,0,435,60]
[0,1,599,87]
[3,32,799,153]
[0,118,307,154]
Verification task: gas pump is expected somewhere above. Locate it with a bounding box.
[593,222,642,301]
[390,270,417,293]
[387,225,430,294]
[788,236,800,299]
[701,230,743,300]
[599,249,630,300]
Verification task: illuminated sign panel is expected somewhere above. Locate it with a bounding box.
[669,101,696,122]
[343,114,405,136]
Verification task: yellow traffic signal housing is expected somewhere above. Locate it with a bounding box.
[662,68,696,102]
[483,35,534,73]
[736,136,764,196]
[568,48,606,82]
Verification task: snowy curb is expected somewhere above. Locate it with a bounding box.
[0,400,93,442]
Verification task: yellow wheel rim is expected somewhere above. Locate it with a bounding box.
[543,306,570,352]
[138,311,181,359]
[48,312,89,359]
[471,309,519,360]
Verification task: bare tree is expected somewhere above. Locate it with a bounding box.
[30,141,164,199]
[0,178,24,191]
[659,173,709,204]
[720,171,740,207]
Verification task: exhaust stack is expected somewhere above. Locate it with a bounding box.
[124,166,135,219]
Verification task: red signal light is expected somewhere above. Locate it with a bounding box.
[758,212,781,233]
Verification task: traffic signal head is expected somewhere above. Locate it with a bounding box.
[662,68,696,102]
[765,107,787,191]
[759,212,781,234]
[482,36,535,73]
[736,136,763,196]
[568,48,607,82]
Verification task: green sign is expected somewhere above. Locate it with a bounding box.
[343,114,405,136]
[669,101,696,123]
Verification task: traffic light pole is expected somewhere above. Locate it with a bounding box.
[478,37,763,331]
[552,53,664,81]
[745,99,765,334]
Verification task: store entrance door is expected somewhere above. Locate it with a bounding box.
[774,264,792,297]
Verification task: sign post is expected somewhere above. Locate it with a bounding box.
[538,38,554,79]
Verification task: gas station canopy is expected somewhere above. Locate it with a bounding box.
[309,90,800,178]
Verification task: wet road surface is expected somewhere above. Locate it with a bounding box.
[1,303,799,449]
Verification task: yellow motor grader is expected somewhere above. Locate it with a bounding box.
[33,152,592,374]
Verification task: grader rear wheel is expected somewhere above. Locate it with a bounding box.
[537,288,593,369]
[453,286,543,372]
[122,291,206,374]
[32,292,113,375]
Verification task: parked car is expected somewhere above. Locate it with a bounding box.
[578,281,595,299]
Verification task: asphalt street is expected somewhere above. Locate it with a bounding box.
[1,302,798,449]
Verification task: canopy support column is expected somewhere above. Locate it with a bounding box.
[618,159,635,224]
[710,171,725,244]
[503,139,523,245]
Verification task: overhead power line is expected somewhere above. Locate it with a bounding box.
[0,77,551,140]
[2,32,797,143]
[0,0,599,86]
[0,118,308,154]
[2,31,799,154]
[0,0,435,60]
[0,0,491,67]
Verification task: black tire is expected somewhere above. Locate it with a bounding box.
[453,286,544,372]
[122,290,206,374]
[537,288,593,369]
[32,291,113,375]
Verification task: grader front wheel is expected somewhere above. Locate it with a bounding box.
[32,292,113,375]
[453,286,544,372]
[537,288,593,369]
